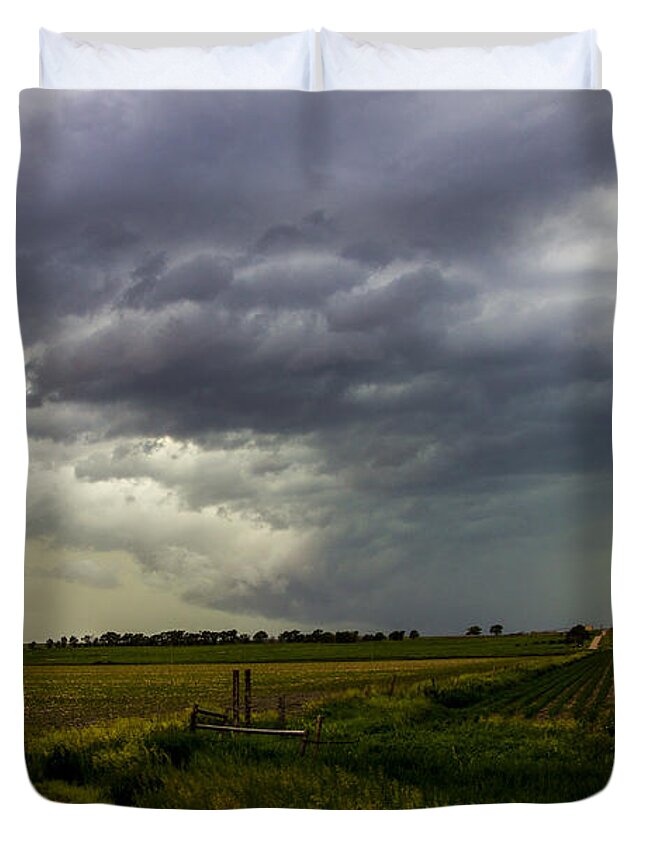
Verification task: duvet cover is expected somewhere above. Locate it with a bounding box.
[18,90,616,808]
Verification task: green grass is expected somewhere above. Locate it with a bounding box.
[25,652,613,808]
[23,633,573,667]
[25,656,554,738]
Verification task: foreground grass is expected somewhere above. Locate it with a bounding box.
[26,656,613,809]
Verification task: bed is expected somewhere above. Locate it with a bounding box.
[19,30,616,809]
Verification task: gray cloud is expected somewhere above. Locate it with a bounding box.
[17,90,616,633]
[121,252,234,309]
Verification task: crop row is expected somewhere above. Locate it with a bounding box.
[578,656,614,725]
[543,657,602,717]
[523,654,606,718]
[472,652,613,721]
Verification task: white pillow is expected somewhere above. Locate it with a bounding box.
[40,29,316,90]
[321,30,600,90]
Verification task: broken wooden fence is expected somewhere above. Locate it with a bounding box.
[190,703,320,757]
[189,669,324,757]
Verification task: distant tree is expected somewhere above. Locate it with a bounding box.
[60,635,68,648]
[252,630,269,643]
[409,629,420,639]
[46,638,54,649]
[489,624,503,637]
[200,631,219,645]
[279,629,304,643]
[220,629,239,644]
[335,630,359,643]
[28,640,37,650]
[373,632,386,642]
[69,635,79,648]
[388,630,405,641]
[168,629,186,646]
[466,625,482,636]
[565,624,590,646]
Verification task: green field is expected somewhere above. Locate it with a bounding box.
[23,632,572,666]
[24,634,614,808]
[24,655,567,739]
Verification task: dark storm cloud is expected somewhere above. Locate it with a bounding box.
[82,220,140,255]
[120,253,234,309]
[226,254,362,310]
[18,90,616,630]
[340,240,398,269]
[18,91,323,260]
[325,267,474,332]
[17,91,613,264]
[24,258,612,479]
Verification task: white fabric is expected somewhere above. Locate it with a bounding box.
[40,29,316,90]
[321,30,600,90]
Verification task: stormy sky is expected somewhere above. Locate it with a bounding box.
[18,90,616,640]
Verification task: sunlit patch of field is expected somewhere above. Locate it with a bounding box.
[24,655,564,740]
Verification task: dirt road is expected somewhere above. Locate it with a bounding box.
[589,629,607,651]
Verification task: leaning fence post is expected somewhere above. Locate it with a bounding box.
[244,669,252,726]
[232,669,240,726]
[190,703,199,732]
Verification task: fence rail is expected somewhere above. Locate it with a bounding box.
[192,722,307,738]
[190,705,228,723]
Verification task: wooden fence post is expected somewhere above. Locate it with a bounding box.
[244,669,252,726]
[313,715,324,759]
[387,675,397,696]
[278,695,286,728]
[190,703,199,732]
[232,669,240,726]
[300,729,310,757]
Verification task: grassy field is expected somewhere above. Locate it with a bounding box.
[25,649,614,808]
[23,632,573,666]
[24,655,568,739]
[24,633,613,808]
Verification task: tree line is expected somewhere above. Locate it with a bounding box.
[464,623,595,645]
[27,624,595,650]
[29,627,421,649]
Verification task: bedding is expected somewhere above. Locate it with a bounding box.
[40,29,316,89]
[320,29,600,89]
[19,89,616,808]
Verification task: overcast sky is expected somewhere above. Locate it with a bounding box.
[18,90,616,640]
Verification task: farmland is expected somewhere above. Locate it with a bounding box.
[23,632,572,666]
[24,655,567,739]
[23,634,614,808]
